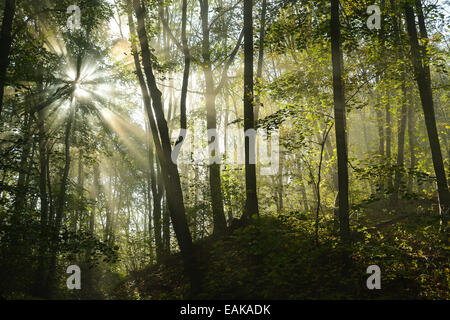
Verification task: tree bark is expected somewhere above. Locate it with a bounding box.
[14,108,32,215]
[392,1,408,200]
[330,0,350,244]
[242,0,259,220]
[47,102,74,297]
[133,0,200,295]
[199,0,227,234]
[0,0,16,117]
[404,2,449,224]
[385,92,393,190]
[127,2,164,262]
[254,0,266,122]
[34,101,49,297]
[394,86,408,199]
[407,95,416,192]
[179,0,189,132]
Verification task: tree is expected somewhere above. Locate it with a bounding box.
[404,0,449,225]
[132,0,200,295]
[0,0,16,117]
[125,0,164,263]
[330,0,350,244]
[242,0,259,220]
[197,0,242,234]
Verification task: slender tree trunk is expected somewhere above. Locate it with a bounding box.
[47,103,74,297]
[277,150,283,211]
[330,0,350,244]
[0,0,16,117]
[404,2,450,224]
[199,0,227,234]
[54,105,74,235]
[46,149,54,227]
[84,163,98,297]
[163,191,170,253]
[145,168,154,263]
[34,103,49,297]
[385,92,393,190]
[14,109,32,215]
[315,139,326,246]
[377,107,384,157]
[375,82,385,193]
[75,149,84,232]
[127,3,164,262]
[298,169,309,212]
[242,0,259,220]
[407,95,416,192]
[392,1,408,200]
[179,0,189,132]
[90,164,99,236]
[153,144,164,259]
[254,0,266,122]
[133,0,200,295]
[394,84,408,199]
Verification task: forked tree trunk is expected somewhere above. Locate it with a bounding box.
[34,100,49,297]
[126,3,164,262]
[243,0,259,220]
[199,0,227,234]
[404,2,449,225]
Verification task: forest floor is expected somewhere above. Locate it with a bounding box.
[111,198,449,300]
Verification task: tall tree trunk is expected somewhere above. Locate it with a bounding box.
[404,2,450,224]
[385,92,393,190]
[145,167,154,263]
[47,103,74,297]
[34,103,49,297]
[133,0,200,295]
[392,0,408,200]
[90,164,99,236]
[78,150,85,227]
[330,0,350,244]
[199,0,227,234]
[407,95,416,192]
[163,190,170,253]
[254,0,266,122]
[394,85,408,199]
[0,0,16,117]
[152,142,164,259]
[14,109,32,215]
[84,163,98,297]
[127,3,164,262]
[298,169,309,212]
[242,0,259,220]
[277,149,283,211]
[179,0,189,132]
[195,0,243,232]
[375,81,385,193]
[46,149,54,227]
[377,107,384,157]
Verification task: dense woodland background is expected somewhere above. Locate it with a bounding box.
[0,0,448,299]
